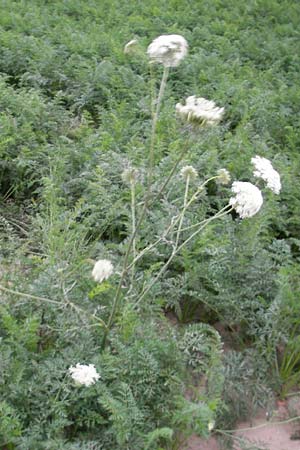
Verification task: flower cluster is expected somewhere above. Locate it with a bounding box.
[217,168,231,185]
[180,165,198,181]
[251,155,281,194]
[147,34,188,67]
[229,181,263,219]
[176,96,224,126]
[69,363,100,387]
[208,420,215,431]
[121,167,139,185]
[92,259,113,283]
[124,39,138,54]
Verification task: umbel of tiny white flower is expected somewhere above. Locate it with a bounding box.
[180,165,198,181]
[229,181,263,219]
[92,259,113,283]
[147,34,188,67]
[176,96,224,126]
[68,363,100,387]
[217,168,231,185]
[251,155,281,195]
[121,167,139,185]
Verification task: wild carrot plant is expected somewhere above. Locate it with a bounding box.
[1,1,297,446]
[98,34,280,350]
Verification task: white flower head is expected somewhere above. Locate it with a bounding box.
[121,167,139,185]
[69,363,100,387]
[147,34,188,67]
[92,259,113,283]
[229,181,263,219]
[176,96,224,126]
[217,168,231,185]
[180,165,198,181]
[124,39,138,54]
[251,155,281,194]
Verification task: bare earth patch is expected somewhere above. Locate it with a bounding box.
[185,399,300,450]
[234,410,300,450]
[185,434,219,450]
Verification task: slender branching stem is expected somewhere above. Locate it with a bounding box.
[176,206,233,252]
[127,218,177,270]
[0,284,107,329]
[128,177,223,269]
[134,206,233,307]
[101,66,170,350]
[180,204,229,232]
[130,179,136,284]
[147,65,169,191]
[184,175,219,210]
[216,414,300,434]
[0,284,62,306]
[152,142,188,203]
[152,129,209,205]
[175,174,190,248]
[53,372,69,403]
[154,66,169,118]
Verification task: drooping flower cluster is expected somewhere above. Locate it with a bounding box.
[251,155,281,194]
[229,181,263,218]
[124,39,138,54]
[147,34,188,67]
[208,420,215,431]
[121,167,139,185]
[92,259,113,283]
[217,168,231,185]
[180,165,198,181]
[176,96,224,126]
[69,363,100,387]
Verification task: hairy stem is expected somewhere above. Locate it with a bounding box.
[175,174,190,248]
[0,284,107,328]
[128,177,223,272]
[130,179,136,284]
[152,141,189,204]
[147,65,169,190]
[134,206,233,307]
[216,414,300,434]
[101,66,169,350]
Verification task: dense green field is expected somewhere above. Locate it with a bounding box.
[0,0,300,448]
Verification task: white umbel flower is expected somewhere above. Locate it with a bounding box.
[251,155,281,194]
[229,181,263,219]
[147,34,188,67]
[92,259,113,283]
[176,96,224,126]
[69,363,100,387]
[180,165,198,181]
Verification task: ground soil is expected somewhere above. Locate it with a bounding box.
[185,398,300,450]
[164,313,300,450]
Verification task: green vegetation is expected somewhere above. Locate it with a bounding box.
[0,0,299,448]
